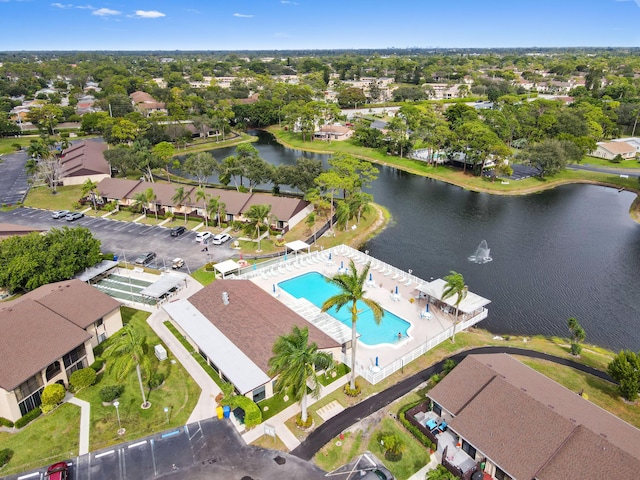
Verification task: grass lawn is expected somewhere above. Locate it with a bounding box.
[249,434,288,452]
[0,136,38,155]
[77,307,201,451]
[0,404,81,475]
[581,156,640,169]
[23,185,83,211]
[191,266,217,285]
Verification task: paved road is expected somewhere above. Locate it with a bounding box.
[0,207,235,271]
[291,346,615,461]
[568,163,640,178]
[1,418,327,480]
[0,151,31,206]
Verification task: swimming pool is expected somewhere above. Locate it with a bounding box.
[278,272,410,346]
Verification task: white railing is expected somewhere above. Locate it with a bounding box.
[347,307,488,385]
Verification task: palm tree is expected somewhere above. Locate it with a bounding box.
[322,260,383,390]
[242,204,273,252]
[207,196,219,228]
[195,187,209,226]
[103,324,152,408]
[442,270,468,342]
[81,178,99,211]
[132,191,149,216]
[268,326,334,424]
[172,186,191,224]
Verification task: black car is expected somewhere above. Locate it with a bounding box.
[170,225,186,237]
[134,252,156,265]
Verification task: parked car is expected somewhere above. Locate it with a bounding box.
[211,233,231,245]
[64,212,84,221]
[195,231,213,243]
[51,210,70,219]
[361,467,393,480]
[170,225,186,237]
[46,462,69,480]
[172,257,185,269]
[134,251,156,265]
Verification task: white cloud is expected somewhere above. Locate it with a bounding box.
[75,4,94,9]
[133,10,166,18]
[92,7,120,16]
[281,1,299,4]
[51,3,73,8]
[233,13,254,18]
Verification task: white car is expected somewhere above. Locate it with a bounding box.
[195,231,213,243]
[51,210,70,219]
[211,233,231,245]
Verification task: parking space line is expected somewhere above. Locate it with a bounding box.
[17,473,40,479]
[150,439,157,476]
[161,429,181,439]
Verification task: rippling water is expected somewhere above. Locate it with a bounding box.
[185,131,640,351]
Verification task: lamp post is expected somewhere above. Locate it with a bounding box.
[164,407,170,424]
[113,400,125,435]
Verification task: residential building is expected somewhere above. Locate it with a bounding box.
[59,141,110,186]
[313,124,354,141]
[129,91,167,116]
[591,141,637,160]
[0,223,45,240]
[0,280,122,422]
[163,280,341,402]
[611,137,640,154]
[409,354,640,480]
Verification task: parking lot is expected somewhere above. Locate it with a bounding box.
[0,207,236,271]
[0,151,31,206]
[2,418,327,480]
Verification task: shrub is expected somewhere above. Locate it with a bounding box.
[442,359,457,376]
[0,448,13,468]
[148,372,165,389]
[570,342,582,355]
[429,373,441,385]
[398,402,436,451]
[344,382,361,397]
[69,367,97,391]
[230,395,262,428]
[99,385,124,403]
[41,383,66,408]
[0,417,14,428]
[72,201,82,210]
[14,408,41,429]
[379,432,405,461]
[90,357,105,372]
[295,414,313,428]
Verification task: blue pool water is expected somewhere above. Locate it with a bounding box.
[278,272,410,346]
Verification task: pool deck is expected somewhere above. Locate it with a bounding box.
[246,245,476,381]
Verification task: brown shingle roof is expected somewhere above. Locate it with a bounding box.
[97,178,141,200]
[202,187,251,214]
[429,354,640,480]
[599,141,635,155]
[0,223,45,239]
[0,299,91,390]
[17,279,120,329]
[243,193,309,223]
[129,181,196,207]
[59,141,110,178]
[188,280,339,373]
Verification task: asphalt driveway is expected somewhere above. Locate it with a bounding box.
[0,207,236,271]
[0,151,31,206]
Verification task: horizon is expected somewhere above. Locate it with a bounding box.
[1,0,640,51]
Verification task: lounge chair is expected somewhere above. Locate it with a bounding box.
[405,278,413,287]
[391,271,399,280]
[383,267,392,276]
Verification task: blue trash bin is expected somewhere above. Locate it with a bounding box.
[113,255,119,261]
[223,405,231,418]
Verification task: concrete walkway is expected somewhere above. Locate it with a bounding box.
[67,396,91,455]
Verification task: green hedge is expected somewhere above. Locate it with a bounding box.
[149,372,165,389]
[99,385,124,403]
[230,395,262,428]
[0,448,13,467]
[0,417,14,428]
[398,401,435,450]
[90,357,105,372]
[69,367,97,391]
[15,407,42,429]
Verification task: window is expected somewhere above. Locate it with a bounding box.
[252,385,266,403]
[432,402,442,416]
[45,361,62,381]
[96,318,104,328]
[495,467,512,480]
[462,440,476,460]
[62,344,86,368]
[15,375,43,402]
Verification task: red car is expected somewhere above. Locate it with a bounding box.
[46,462,69,480]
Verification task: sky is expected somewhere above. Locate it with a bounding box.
[1,0,640,51]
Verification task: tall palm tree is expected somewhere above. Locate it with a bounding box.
[268,326,334,423]
[322,260,383,390]
[172,186,191,224]
[81,178,99,211]
[442,270,468,342]
[242,204,273,252]
[132,191,149,216]
[103,324,152,408]
[146,187,158,220]
[195,187,209,227]
[207,196,219,228]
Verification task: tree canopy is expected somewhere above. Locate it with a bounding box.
[0,227,102,293]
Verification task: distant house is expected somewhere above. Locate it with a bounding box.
[409,353,640,480]
[59,141,110,186]
[0,280,123,422]
[163,280,341,402]
[611,137,640,154]
[0,223,45,240]
[314,124,353,141]
[129,91,167,116]
[592,141,636,160]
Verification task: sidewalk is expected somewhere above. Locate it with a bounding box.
[66,395,91,455]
